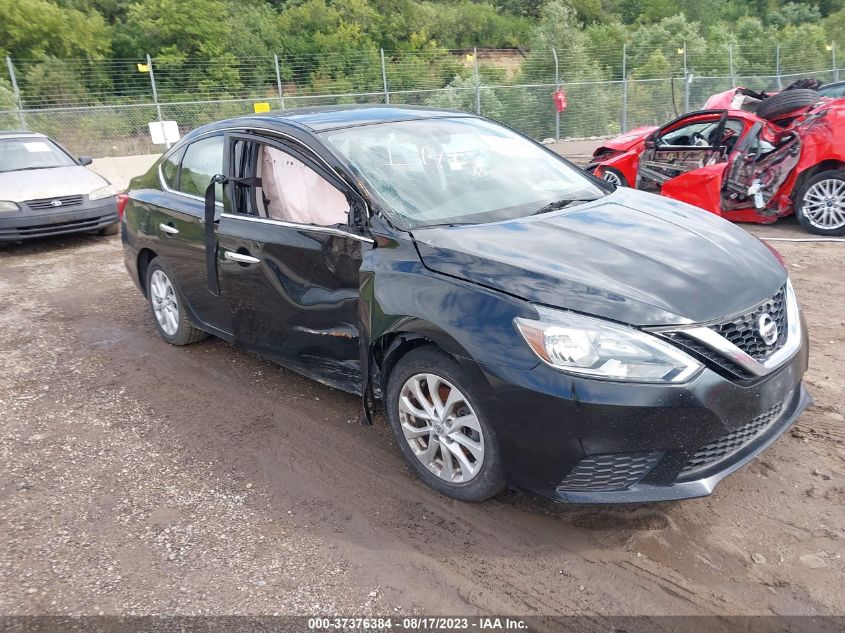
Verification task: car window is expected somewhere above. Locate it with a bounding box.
[0,137,77,173]
[321,117,604,230]
[178,135,224,199]
[820,83,845,98]
[659,119,743,148]
[230,138,349,227]
[160,146,185,189]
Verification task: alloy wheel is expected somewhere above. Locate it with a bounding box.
[150,269,179,336]
[602,170,623,187]
[802,178,845,230]
[398,373,485,484]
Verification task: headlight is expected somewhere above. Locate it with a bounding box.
[514,306,702,383]
[89,185,116,201]
[0,201,20,212]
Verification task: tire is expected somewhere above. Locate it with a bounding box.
[99,222,120,236]
[757,89,820,121]
[385,346,505,501]
[145,258,208,345]
[600,167,628,187]
[794,169,845,236]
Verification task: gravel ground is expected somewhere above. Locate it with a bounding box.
[0,142,843,618]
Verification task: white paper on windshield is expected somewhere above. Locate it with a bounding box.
[22,142,51,153]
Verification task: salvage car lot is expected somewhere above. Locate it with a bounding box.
[1,148,843,616]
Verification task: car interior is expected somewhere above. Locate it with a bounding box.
[229,139,350,227]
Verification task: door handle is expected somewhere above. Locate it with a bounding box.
[159,222,179,235]
[224,250,261,264]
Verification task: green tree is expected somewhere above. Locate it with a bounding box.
[0,0,110,59]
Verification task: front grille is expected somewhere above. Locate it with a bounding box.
[680,402,784,476]
[710,286,787,361]
[663,332,754,380]
[25,195,84,210]
[557,452,662,492]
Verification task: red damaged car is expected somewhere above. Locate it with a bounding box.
[588,87,845,235]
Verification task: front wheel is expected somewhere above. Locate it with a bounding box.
[145,259,208,345]
[386,346,505,501]
[601,167,628,187]
[795,170,845,236]
[99,222,120,236]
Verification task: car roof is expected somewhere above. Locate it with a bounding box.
[0,130,48,140]
[181,104,476,144]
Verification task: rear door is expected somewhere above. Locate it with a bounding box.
[636,111,731,194]
[214,133,371,393]
[721,122,801,213]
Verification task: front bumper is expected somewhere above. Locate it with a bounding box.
[475,317,810,503]
[0,197,118,242]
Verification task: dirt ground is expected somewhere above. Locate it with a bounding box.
[1,144,843,618]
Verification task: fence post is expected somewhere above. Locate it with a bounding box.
[5,57,26,130]
[833,42,838,82]
[775,45,782,89]
[473,47,481,115]
[551,48,560,141]
[146,54,169,149]
[274,54,285,110]
[380,48,390,105]
[729,44,736,88]
[621,43,628,133]
[682,42,689,113]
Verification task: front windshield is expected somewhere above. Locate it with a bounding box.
[321,117,605,229]
[0,137,77,173]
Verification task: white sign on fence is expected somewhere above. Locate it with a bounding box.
[148,120,180,145]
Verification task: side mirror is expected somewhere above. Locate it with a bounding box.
[644,136,656,149]
[78,156,93,166]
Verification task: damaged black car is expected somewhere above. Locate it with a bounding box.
[122,105,810,503]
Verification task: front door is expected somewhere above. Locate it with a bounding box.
[215,133,371,393]
[636,111,737,194]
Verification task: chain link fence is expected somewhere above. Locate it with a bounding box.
[2,44,841,157]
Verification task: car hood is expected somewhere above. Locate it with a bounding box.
[595,126,656,154]
[0,166,108,202]
[411,188,787,326]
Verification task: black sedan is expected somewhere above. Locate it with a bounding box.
[121,105,810,503]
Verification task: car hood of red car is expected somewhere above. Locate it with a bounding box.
[412,188,787,327]
[596,126,657,153]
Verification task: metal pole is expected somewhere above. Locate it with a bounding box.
[146,54,169,149]
[474,46,480,115]
[5,57,25,129]
[380,48,390,105]
[273,54,285,110]
[621,43,628,133]
[682,42,689,113]
[552,47,560,141]
[775,45,782,90]
[729,44,736,88]
[833,42,839,82]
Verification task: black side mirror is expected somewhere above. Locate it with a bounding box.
[644,136,656,149]
[78,156,93,166]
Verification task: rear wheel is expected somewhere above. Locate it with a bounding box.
[145,259,208,345]
[795,170,845,236]
[386,346,505,501]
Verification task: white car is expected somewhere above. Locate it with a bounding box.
[0,131,119,242]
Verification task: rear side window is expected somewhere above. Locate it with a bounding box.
[160,147,184,189]
[178,135,224,198]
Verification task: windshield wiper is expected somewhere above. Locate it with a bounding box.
[532,198,597,216]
